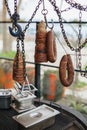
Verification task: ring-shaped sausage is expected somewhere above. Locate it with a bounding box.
[46,30,57,63]
[59,54,74,87]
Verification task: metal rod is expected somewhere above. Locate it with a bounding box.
[35,22,41,98]
[0,21,87,24]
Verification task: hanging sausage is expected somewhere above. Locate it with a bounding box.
[59,54,74,87]
[35,21,48,63]
[13,49,26,85]
[46,30,57,63]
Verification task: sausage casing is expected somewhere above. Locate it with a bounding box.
[46,30,57,63]
[59,54,74,87]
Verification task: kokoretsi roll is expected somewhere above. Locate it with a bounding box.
[46,30,57,63]
[35,21,48,63]
[59,54,74,87]
[13,49,25,85]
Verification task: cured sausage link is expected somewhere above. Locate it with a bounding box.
[46,30,57,63]
[59,54,74,87]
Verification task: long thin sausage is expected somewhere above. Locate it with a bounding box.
[46,30,57,63]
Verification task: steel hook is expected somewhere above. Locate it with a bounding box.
[9,24,22,37]
[47,19,54,30]
[44,16,54,29]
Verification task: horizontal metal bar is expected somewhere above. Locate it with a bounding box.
[0,21,87,24]
[0,56,86,73]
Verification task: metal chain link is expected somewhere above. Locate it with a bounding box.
[4,0,20,24]
[4,0,12,18]
[16,38,20,68]
[14,0,17,14]
[21,39,26,80]
[65,0,87,12]
[48,0,87,52]
[78,10,82,75]
[23,0,43,34]
[75,10,87,77]
[4,0,18,18]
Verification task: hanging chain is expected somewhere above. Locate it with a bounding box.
[4,0,18,21]
[65,0,87,12]
[4,0,12,19]
[4,0,43,82]
[16,38,20,68]
[77,10,83,76]
[78,11,87,77]
[21,39,26,80]
[14,0,17,14]
[4,0,43,35]
[23,0,43,34]
[48,0,87,52]
[4,0,87,50]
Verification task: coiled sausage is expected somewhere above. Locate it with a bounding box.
[59,54,74,87]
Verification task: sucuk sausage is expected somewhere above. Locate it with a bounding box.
[46,30,57,63]
[59,54,74,87]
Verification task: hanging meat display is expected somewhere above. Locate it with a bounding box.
[4,0,87,88]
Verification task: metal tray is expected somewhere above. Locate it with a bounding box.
[13,104,60,128]
[11,103,36,113]
[0,89,11,96]
[12,91,36,102]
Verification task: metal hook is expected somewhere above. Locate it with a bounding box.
[42,0,54,30]
[9,23,22,37]
[44,17,54,29]
[46,19,54,30]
